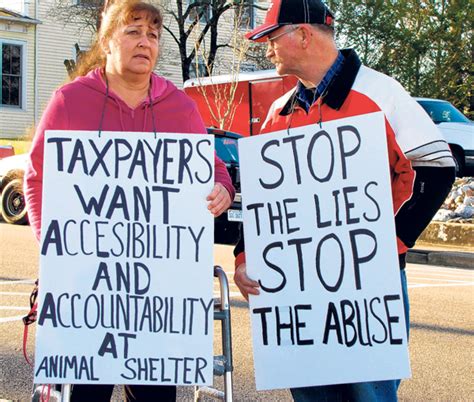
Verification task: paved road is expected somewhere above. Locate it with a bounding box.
[0,223,473,401]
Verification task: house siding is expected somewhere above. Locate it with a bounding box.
[36,1,94,127]
[0,23,36,138]
[0,0,269,139]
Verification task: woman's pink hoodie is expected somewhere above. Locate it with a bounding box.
[25,68,235,241]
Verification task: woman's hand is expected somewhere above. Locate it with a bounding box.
[207,183,232,217]
[234,263,260,301]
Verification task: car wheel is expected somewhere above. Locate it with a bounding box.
[1,179,28,225]
[451,148,465,177]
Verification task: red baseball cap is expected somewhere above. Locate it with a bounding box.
[246,0,334,42]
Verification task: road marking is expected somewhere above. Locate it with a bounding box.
[408,275,474,282]
[0,292,30,296]
[0,279,35,286]
[408,270,473,278]
[407,277,470,283]
[0,315,25,323]
[406,265,474,288]
[0,306,29,311]
[409,282,474,289]
[408,265,472,274]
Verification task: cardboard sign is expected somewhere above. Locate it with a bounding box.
[34,131,215,385]
[239,112,411,390]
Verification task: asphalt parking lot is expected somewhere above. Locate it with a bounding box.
[0,223,473,401]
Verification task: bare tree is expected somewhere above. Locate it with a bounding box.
[50,0,263,82]
[49,0,103,34]
[162,0,264,81]
[245,41,273,70]
[190,5,250,129]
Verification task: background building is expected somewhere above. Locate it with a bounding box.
[0,0,265,139]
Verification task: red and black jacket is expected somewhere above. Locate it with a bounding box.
[235,49,455,268]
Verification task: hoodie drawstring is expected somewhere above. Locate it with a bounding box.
[143,104,148,133]
[99,72,156,137]
[148,84,157,139]
[117,100,125,131]
[98,74,110,138]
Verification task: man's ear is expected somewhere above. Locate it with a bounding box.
[299,25,313,49]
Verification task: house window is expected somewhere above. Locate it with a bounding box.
[1,41,24,108]
[73,0,96,5]
[189,57,208,78]
[188,0,211,23]
[238,0,255,29]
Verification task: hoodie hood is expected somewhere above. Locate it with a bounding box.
[75,68,178,107]
[47,66,207,135]
[66,68,185,133]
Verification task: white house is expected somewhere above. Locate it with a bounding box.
[0,2,41,139]
[0,0,264,139]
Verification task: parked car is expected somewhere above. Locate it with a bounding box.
[0,153,28,224]
[208,128,243,245]
[415,98,473,176]
[0,145,15,159]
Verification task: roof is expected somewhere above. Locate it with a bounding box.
[414,97,447,102]
[0,7,41,25]
[183,69,283,88]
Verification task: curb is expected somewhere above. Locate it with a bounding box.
[407,249,474,269]
[418,221,473,248]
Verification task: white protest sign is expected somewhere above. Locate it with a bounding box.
[239,112,411,390]
[34,131,215,385]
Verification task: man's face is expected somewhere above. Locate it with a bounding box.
[265,25,300,76]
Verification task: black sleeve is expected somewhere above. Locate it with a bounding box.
[233,224,245,257]
[395,166,455,248]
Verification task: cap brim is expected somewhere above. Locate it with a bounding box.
[245,23,280,42]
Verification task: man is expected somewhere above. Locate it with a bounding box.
[233,0,455,400]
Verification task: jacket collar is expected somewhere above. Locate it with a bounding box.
[280,49,362,116]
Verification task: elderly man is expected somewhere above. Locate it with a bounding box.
[233,0,455,400]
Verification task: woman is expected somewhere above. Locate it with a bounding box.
[24,0,234,400]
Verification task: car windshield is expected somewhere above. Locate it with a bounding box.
[417,100,470,124]
[215,136,239,164]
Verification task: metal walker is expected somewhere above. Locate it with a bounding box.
[194,265,234,402]
[31,265,234,402]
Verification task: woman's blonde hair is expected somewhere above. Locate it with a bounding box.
[74,0,163,78]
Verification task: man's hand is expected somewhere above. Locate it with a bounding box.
[234,263,260,301]
[207,183,232,217]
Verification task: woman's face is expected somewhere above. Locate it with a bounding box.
[106,11,160,77]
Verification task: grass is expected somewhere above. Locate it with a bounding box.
[0,139,32,155]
